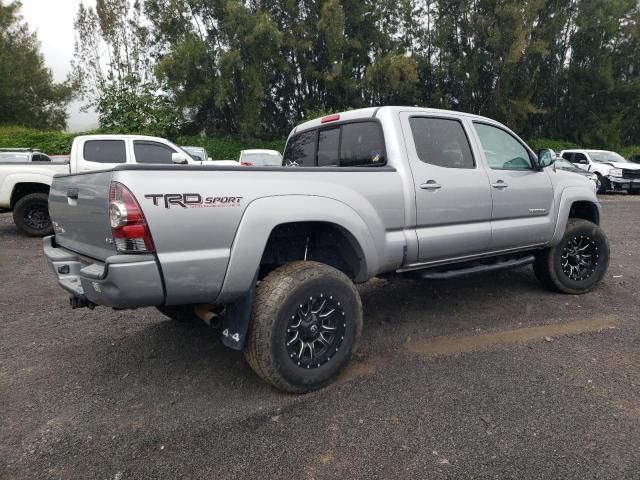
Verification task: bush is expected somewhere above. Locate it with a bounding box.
[526,138,580,154]
[0,125,286,159]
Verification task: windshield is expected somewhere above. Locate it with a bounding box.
[181,147,206,162]
[242,152,283,166]
[0,152,30,162]
[588,151,629,163]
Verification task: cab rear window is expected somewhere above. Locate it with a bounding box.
[284,121,385,167]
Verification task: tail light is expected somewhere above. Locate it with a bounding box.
[108,182,155,253]
[240,161,254,166]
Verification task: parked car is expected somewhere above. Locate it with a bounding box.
[560,149,640,194]
[0,148,52,162]
[553,157,599,191]
[181,146,210,162]
[239,149,283,166]
[43,107,608,393]
[0,135,201,236]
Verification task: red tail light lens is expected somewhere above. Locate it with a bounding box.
[108,182,155,253]
[240,161,254,166]
[321,113,340,123]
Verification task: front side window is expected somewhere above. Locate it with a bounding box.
[283,130,317,166]
[561,152,573,161]
[133,141,176,164]
[573,152,588,164]
[409,117,474,169]
[83,140,126,164]
[474,123,532,170]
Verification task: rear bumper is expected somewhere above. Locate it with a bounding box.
[608,176,640,190]
[43,236,164,308]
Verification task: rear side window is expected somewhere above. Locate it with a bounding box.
[284,130,317,166]
[561,152,573,161]
[133,141,176,164]
[409,117,474,169]
[83,140,126,164]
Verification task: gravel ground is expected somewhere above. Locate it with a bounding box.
[1,196,639,479]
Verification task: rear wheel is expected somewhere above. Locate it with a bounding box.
[244,261,362,393]
[12,193,53,236]
[534,219,609,294]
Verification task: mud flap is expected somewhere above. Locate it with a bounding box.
[220,271,258,351]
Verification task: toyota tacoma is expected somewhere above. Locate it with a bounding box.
[43,107,610,392]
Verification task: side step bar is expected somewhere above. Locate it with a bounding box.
[409,255,535,281]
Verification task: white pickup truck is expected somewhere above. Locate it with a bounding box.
[0,135,199,236]
[560,149,640,194]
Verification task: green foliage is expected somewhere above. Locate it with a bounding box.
[0,126,76,154]
[526,138,580,154]
[66,0,640,149]
[0,125,284,159]
[0,1,74,129]
[97,77,184,138]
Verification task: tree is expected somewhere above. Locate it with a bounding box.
[73,0,180,136]
[0,0,73,130]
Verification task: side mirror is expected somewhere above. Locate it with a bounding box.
[538,149,555,168]
[171,152,189,164]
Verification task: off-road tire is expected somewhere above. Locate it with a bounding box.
[533,219,609,294]
[156,305,201,323]
[244,261,363,393]
[595,174,609,194]
[12,193,53,236]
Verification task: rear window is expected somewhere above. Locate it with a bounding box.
[284,121,385,167]
[83,140,126,164]
[340,122,385,167]
[133,141,176,164]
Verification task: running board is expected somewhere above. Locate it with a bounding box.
[409,255,535,281]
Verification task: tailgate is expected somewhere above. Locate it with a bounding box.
[48,171,116,260]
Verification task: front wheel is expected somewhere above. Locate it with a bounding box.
[595,174,609,194]
[244,261,363,393]
[12,193,53,236]
[533,219,609,294]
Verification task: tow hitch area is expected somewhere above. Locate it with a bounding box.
[69,295,97,310]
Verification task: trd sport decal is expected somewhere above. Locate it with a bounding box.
[144,193,243,209]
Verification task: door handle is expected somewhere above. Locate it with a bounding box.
[67,188,79,199]
[420,180,442,190]
[491,180,508,189]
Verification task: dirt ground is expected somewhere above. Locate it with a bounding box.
[1,196,639,479]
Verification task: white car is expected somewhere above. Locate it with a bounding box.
[238,149,283,166]
[560,149,640,194]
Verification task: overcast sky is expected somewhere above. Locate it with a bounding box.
[20,0,98,132]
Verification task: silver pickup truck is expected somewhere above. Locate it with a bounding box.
[43,107,609,392]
